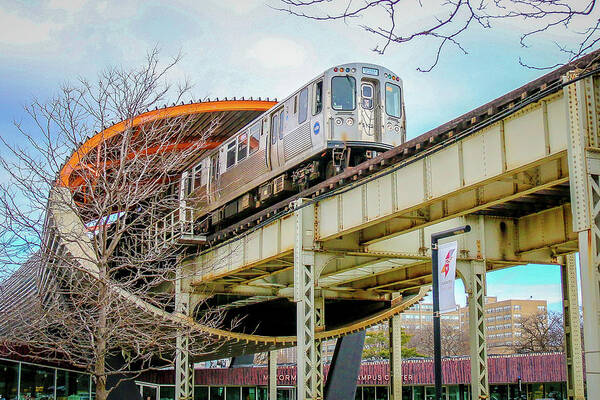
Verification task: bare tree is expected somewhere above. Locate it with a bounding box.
[0,49,226,400]
[275,0,599,71]
[511,311,564,353]
[407,325,469,356]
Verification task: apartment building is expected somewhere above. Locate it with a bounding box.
[401,296,548,354]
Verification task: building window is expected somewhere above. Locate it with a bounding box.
[514,305,521,311]
[0,359,18,400]
[56,369,91,399]
[19,363,55,400]
[538,305,546,311]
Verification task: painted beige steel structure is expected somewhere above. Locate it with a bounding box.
[37,64,600,399]
[187,70,600,399]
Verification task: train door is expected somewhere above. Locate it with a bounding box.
[359,80,381,141]
[269,108,284,169]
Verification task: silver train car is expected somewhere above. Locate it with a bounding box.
[182,63,406,227]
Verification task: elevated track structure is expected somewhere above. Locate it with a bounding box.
[12,52,600,400]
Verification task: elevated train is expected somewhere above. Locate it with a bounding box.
[181,63,406,228]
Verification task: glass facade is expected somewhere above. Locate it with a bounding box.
[0,357,570,400]
[0,358,91,400]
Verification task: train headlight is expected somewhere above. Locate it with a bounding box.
[394,125,400,132]
[335,117,343,126]
[346,118,354,126]
[387,123,393,131]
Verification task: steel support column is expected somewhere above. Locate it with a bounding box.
[566,72,600,395]
[458,261,488,400]
[315,296,325,399]
[389,294,402,400]
[561,254,585,400]
[175,281,194,400]
[295,199,319,400]
[268,350,278,400]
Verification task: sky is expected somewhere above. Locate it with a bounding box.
[0,0,596,312]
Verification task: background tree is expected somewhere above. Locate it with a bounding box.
[407,325,470,357]
[362,327,423,360]
[0,50,225,400]
[511,311,564,353]
[276,0,599,71]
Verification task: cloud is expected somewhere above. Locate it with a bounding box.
[204,0,264,15]
[48,0,87,12]
[245,37,310,69]
[0,8,60,45]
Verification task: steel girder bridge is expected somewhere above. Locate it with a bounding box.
[25,52,600,400]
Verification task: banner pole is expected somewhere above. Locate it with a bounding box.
[430,225,471,400]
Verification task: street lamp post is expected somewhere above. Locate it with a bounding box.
[431,225,471,400]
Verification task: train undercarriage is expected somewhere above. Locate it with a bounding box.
[203,146,382,234]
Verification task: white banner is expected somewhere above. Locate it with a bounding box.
[438,241,458,313]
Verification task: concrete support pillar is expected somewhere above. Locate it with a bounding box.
[458,260,489,400]
[389,294,402,400]
[268,350,278,400]
[561,254,585,400]
[175,282,194,400]
[294,199,319,400]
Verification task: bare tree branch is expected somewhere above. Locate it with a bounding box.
[0,49,229,400]
[275,0,599,71]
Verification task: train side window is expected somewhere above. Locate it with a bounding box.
[193,161,203,189]
[237,131,248,162]
[226,140,236,169]
[298,87,308,124]
[249,123,260,155]
[313,81,322,115]
[279,110,285,140]
[271,114,279,145]
[211,155,219,179]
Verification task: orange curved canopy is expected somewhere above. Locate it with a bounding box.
[59,100,276,189]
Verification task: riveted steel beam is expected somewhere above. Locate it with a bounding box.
[295,199,319,400]
[389,293,402,400]
[561,254,585,400]
[175,272,194,400]
[566,72,600,395]
[457,259,489,400]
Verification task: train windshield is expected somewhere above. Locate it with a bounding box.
[385,83,402,118]
[331,76,356,110]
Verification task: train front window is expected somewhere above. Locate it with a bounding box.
[385,82,402,118]
[331,76,356,111]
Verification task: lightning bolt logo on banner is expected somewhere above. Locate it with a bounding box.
[437,241,458,313]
